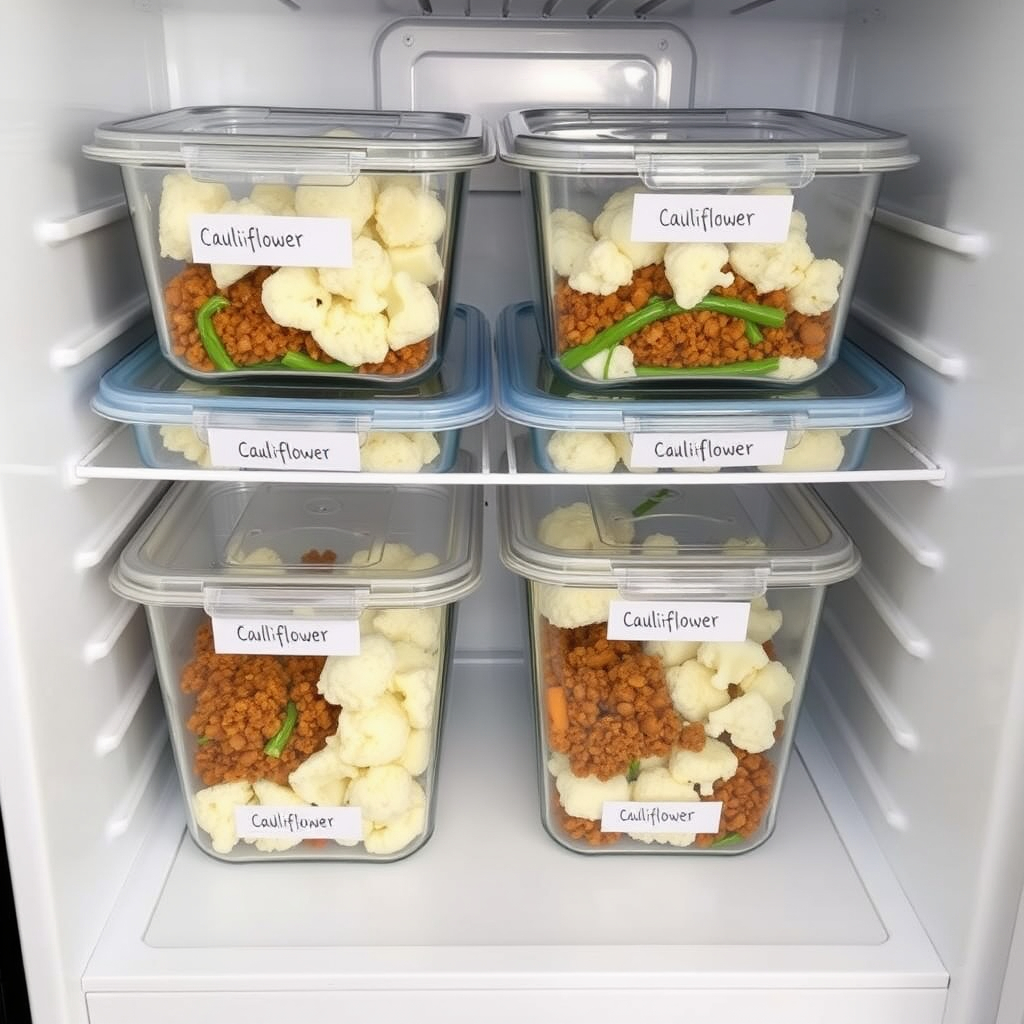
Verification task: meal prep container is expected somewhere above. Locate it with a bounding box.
[497,108,916,389]
[495,302,911,475]
[498,484,859,854]
[84,106,494,384]
[112,480,483,862]
[93,305,492,475]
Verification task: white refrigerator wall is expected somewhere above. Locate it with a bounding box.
[0,1,1021,1023]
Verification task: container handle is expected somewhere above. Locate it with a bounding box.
[611,568,769,601]
[203,585,371,619]
[183,144,367,182]
[635,151,818,190]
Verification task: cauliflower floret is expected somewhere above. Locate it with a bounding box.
[159,424,211,467]
[362,781,426,855]
[245,780,306,852]
[371,607,442,653]
[697,640,770,691]
[399,729,430,777]
[722,536,767,555]
[392,641,436,674]
[593,202,665,270]
[359,431,432,473]
[346,764,417,825]
[568,239,634,296]
[644,640,701,668]
[318,236,392,314]
[407,551,441,571]
[248,183,296,216]
[157,172,231,261]
[608,433,652,473]
[580,344,637,380]
[233,546,284,567]
[602,186,645,211]
[550,208,593,235]
[317,635,397,710]
[537,502,600,550]
[261,267,331,333]
[628,767,699,848]
[547,751,572,777]
[668,737,739,796]
[641,533,677,551]
[534,583,615,629]
[294,175,377,236]
[193,780,253,854]
[335,693,411,767]
[768,356,819,381]
[746,595,783,644]
[740,660,796,720]
[374,185,446,248]
[209,197,268,289]
[288,735,359,806]
[348,542,417,569]
[666,660,732,722]
[663,242,734,308]
[387,243,444,287]
[789,257,844,315]
[311,300,389,366]
[758,429,845,472]
[546,431,619,473]
[549,221,596,278]
[705,692,778,754]
[555,769,630,820]
[729,221,815,294]
[390,667,438,729]
[385,271,440,351]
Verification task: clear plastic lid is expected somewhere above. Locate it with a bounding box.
[85,106,494,173]
[94,305,492,432]
[113,481,483,611]
[499,483,859,594]
[496,302,911,432]
[498,107,917,179]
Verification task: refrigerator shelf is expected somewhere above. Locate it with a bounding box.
[74,417,945,487]
[82,658,947,1024]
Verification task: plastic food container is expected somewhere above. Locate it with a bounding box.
[497,108,916,389]
[498,484,859,854]
[84,106,493,384]
[495,302,911,475]
[112,480,483,862]
[93,305,492,475]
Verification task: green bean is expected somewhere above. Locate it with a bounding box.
[631,487,674,517]
[634,358,781,378]
[263,701,298,758]
[196,295,236,372]
[281,351,356,373]
[626,759,641,783]
[744,319,764,345]
[695,295,786,328]
[711,832,744,848]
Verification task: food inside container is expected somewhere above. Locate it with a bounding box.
[498,484,859,853]
[84,107,493,383]
[92,305,492,474]
[494,301,912,474]
[112,481,483,861]
[497,108,916,387]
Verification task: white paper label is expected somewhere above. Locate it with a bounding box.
[601,801,724,834]
[629,431,788,469]
[189,214,353,268]
[211,617,360,656]
[631,193,793,243]
[207,428,361,472]
[235,805,363,842]
[606,600,750,642]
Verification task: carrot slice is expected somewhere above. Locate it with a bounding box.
[547,686,569,736]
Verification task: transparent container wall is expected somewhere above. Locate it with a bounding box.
[522,170,881,389]
[135,423,461,474]
[530,426,870,475]
[525,581,825,854]
[120,165,468,384]
[145,602,454,862]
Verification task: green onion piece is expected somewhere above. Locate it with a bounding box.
[631,487,673,517]
[744,319,764,345]
[634,357,781,378]
[281,351,356,373]
[197,736,212,747]
[560,297,672,370]
[626,758,641,783]
[195,295,236,372]
[263,701,298,758]
[711,832,744,848]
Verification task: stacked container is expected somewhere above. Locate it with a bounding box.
[113,481,483,862]
[499,483,859,854]
[497,107,916,388]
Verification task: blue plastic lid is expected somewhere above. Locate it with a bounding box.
[95,304,493,431]
[496,302,910,432]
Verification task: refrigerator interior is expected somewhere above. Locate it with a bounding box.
[1,1,1021,1022]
